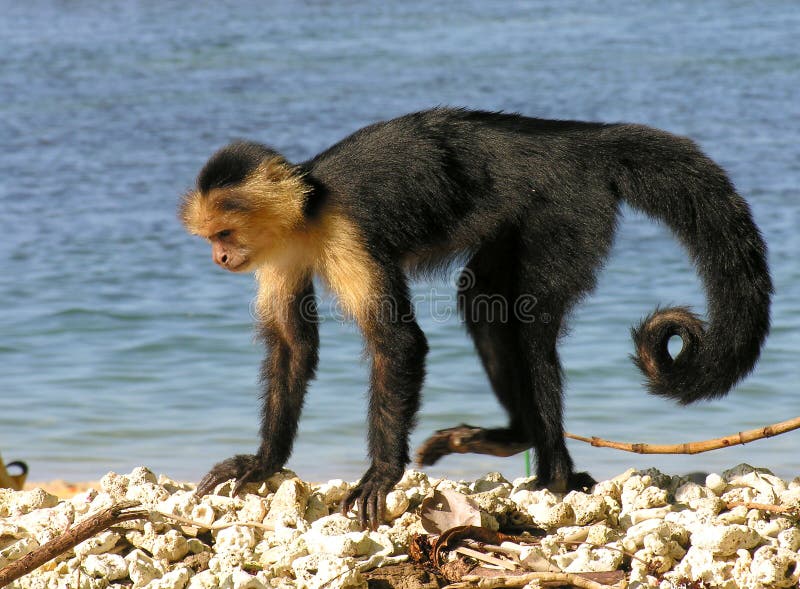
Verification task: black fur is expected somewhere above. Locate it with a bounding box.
[197,140,281,193]
[193,108,772,526]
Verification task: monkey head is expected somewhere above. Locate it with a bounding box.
[179,141,310,272]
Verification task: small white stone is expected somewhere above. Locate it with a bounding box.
[620,505,673,526]
[690,523,761,556]
[705,473,727,495]
[625,519,689,548]
[0,536,39,567]
[510,475,538,494]
[383,490,409,521]
[592,478,622,502]
[471,472,510,495]
[750,545,800,588]
[310,513,361,535]
[292,553,363,589]
[727,471,786,503]
[222,569,269,589]
[152,529,190,562]
[126,480,171,508]
[675,482,715,503]
[187,570,220,589]
[82,553,128,580]
[6,488,59,515]
[315,479,352,507]
[265,478,309,524]
[779,486,800,505]
[304,493,329,523]
[214,525,258,552]
[74,529,120,558]
[157,490,198,520]
[528,501,575,530]
[778,527,800,551]
[687,496,725,515]
[238,494,268,523]
[563,491,607,525]
[189,503,216,528]
[17,502,75,544]
[142,566,193,589]
[100,471,131,499]
[69,488,98,516]
[126,548,166,588]
[622,484,668,512]
[129,466,158,485]
[395,470,430,493]
[209,550,250,574]
[586,523,619,545]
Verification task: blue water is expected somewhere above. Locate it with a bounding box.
[1,1,798,485]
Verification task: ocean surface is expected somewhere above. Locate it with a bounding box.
[1,1,798,486]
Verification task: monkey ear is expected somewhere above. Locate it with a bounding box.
[261,156,298,184]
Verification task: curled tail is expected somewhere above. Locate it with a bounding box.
[605,125,773,404]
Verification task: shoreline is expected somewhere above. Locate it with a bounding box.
[3,464,799,589]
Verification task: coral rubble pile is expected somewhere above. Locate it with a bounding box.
[1,464,799,588]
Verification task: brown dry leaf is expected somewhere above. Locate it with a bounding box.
[420,489,482,534]
[431,526,520,568]
[409,534,434,564]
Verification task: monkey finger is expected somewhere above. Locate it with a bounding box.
[358,494,368,529]
[231,465,260,496]
[196,471,226,497]
[195,453,264,497]
[367,488,386,531]
[340,488,359,518]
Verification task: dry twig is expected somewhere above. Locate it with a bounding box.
[445,570,621,589]
[566,415,800,455]
[0,501,147,587]
[725,501,796,515]
[0,502,277,587]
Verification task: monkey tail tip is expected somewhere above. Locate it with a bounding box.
[631,306,730,405]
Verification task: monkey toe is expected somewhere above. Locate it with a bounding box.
[341,471,398,530]
[568,471,597,492]
[195,454,272,497]
[538,470,597,495]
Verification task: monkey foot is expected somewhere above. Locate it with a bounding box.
[340,467,402,530]
[540,470,597,494]
[414,424,532,467]
[195,453,275,497]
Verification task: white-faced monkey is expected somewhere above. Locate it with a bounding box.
[180,108,772,528]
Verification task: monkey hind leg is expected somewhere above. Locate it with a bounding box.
[415,233,595,493]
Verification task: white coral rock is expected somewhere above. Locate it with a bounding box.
[750,545,800,588]
[292,553,364,589]
[690,523,762,556]
[82,553,128,580]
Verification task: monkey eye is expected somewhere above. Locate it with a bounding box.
[215,229,233,239]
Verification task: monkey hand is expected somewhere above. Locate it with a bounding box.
[340,465,402,530]
[195,453,276,497]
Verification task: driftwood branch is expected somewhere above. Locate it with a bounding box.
[0,502,277,587]
[566,415,800,455]
[445,571,622,589]
[0,501,147,587]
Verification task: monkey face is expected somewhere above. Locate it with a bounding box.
[181,144,311,273]
[180,189,299,273]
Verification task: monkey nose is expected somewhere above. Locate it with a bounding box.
[213,252,228,267]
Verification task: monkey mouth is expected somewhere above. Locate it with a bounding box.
[226,260,251,273]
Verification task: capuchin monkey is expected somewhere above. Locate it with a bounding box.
[180,108,772,529]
